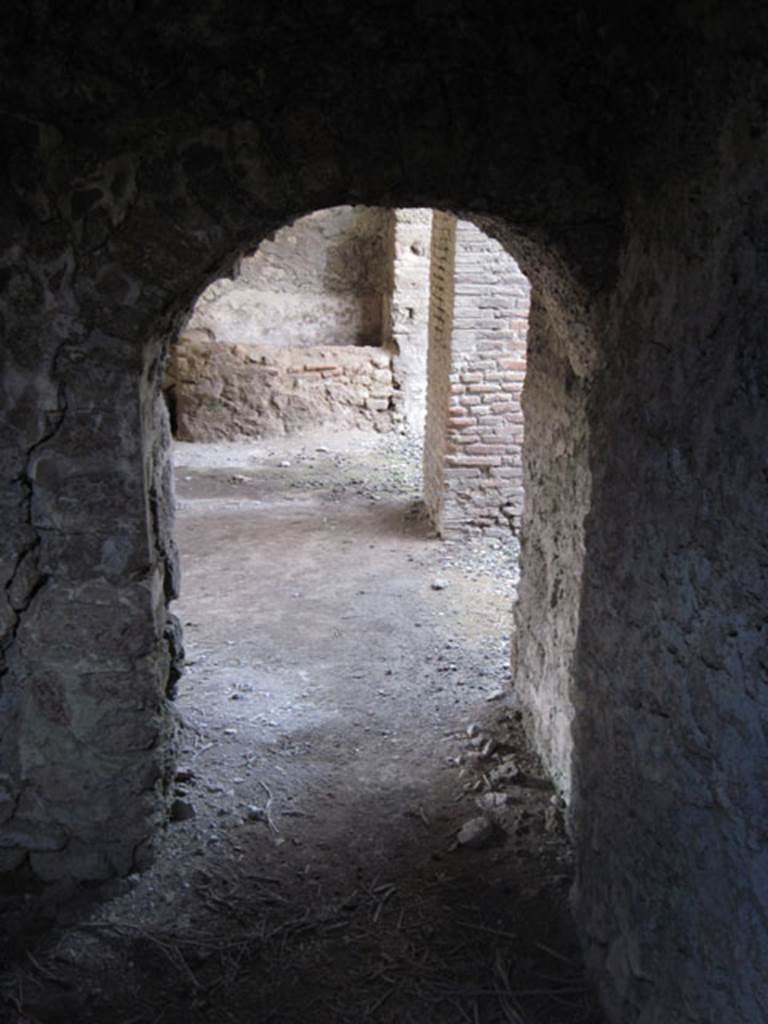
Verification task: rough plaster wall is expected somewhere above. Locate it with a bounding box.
[186,206,389,349]
[511,296,590,802]
[167,336,394,440]
[422,213,456,528]
[570,115,768,1024]
[2,7,768,1024]
[384,209,433,434]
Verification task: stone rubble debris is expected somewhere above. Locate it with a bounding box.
[457,815,495,849]
[475,792,515,813]
[480,738,497,758]
[169,798,196,823]
[488,760,522,786]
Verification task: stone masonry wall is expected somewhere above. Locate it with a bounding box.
[383,209,433,434]
[166,335,394,440]
[423,214,529,538]
[186,206,389,349]
[0,326,178,881]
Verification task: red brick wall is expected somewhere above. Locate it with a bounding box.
[423,213,529,537]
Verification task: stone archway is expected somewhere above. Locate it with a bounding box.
[2,6,768,1022]
[0,167,607,969]
[0,190,602,851]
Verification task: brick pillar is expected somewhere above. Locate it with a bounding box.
[383,209,433,434]
[423,213,530,538]
[422,212,457,527]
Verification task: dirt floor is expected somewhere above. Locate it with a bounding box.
[1,429,604,1024]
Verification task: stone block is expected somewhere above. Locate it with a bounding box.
[464,443,508,455]
[445,454,502,468]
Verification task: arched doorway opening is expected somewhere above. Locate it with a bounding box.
[0,117,607,1024]
[145,203,601,1023]
[0,200,598,1021]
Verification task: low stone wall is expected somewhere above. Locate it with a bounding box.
[166,335,395,440]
